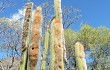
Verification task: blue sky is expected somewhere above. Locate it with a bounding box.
[1,0,110,30]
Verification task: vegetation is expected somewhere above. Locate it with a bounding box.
[64,25,110,70]
[0,0,110,70]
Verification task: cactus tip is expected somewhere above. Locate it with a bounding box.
[37,6,42,11]
[75,42,80,45]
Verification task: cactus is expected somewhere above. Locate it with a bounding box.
[20,48,28,70]
[55,0,67,64]
[40,28,49,70]
[54,19,64,70]
[20,0,67,70]
[75,42,87,70]
[50,19,56,70]
[28,6,43,70]
[54,0,64,70]
[20,2,33,70]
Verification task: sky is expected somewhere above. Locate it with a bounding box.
[0,0,110,31]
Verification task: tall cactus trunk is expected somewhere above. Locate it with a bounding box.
[20,2,33,70]
[54,0,67,67]
[75,42,87,70]
[54,19,64,70]
[41,27,49,70]
[54,0,64,70]
[28,6,43,70]
[50,19,56,70]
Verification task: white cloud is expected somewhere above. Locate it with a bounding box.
[11,8,35,21]
[0,6,37,30]
[10,8,26,21]
[8,7,36,29]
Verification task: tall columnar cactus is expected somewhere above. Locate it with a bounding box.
[54,19,64,70]
[75,42,87,70]
[20,2,33,70]
[55,0,67,64]
[20,0,66,70]
[40,27,49,70]
[54,0,64,70]
[50,19,56,70]
[28,6,43,70]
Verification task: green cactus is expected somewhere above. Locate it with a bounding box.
[54,0,62,20]
[41,30,49,70]
[20,2,33,70]
[75,42,87,70]
[50,19,56,70]
[54,0,64,70]
[20,48,28,70]
[20,0,66,70]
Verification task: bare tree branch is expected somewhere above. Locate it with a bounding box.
[0,1,14,13]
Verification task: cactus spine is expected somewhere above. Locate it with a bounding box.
[20,2,33,70]
[28,6,42,70]
[75,42,87,70]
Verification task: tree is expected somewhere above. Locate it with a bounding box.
[0,18,22,69]
[64,25,110,70]
[0,0,13,13]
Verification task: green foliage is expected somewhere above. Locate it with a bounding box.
[79,25,110,50]
[64,25,110,69]
[64,29,78,51]
[79,25,97,49]
[64,29,78,69]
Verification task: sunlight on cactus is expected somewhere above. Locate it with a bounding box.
[75,42,87,70]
